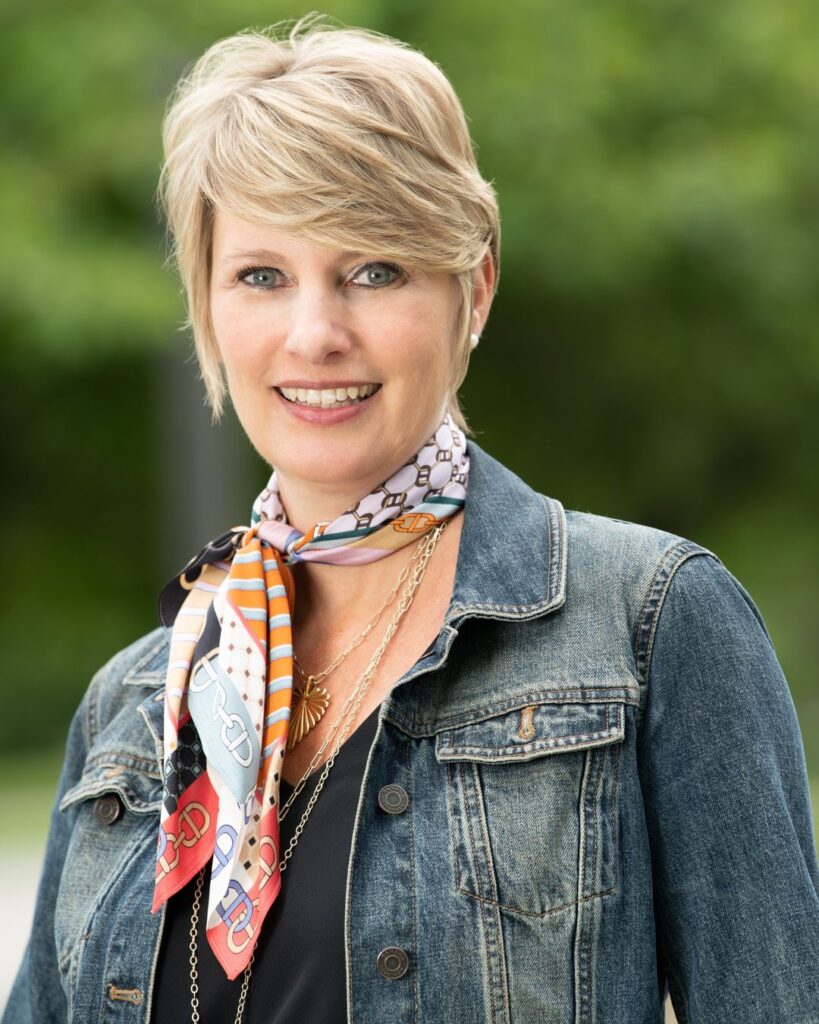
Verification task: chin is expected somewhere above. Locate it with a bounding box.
[265,440,388,483]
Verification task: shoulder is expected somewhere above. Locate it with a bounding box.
[555,504,745,671]
[561,505,774,673]
[559,504,719,606]
[82,625,170,743]
[562,505,713,577]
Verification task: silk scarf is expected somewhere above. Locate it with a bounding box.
[151,412,469,979]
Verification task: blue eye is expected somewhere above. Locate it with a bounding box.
[238,266,283,289]
[351,262,403,288]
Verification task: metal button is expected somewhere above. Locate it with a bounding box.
[94,794,122,826]
[377,784,409,815]
[376,946,410,979]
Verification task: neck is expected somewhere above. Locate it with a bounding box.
[275,472,383,535]
[289,510,464,642]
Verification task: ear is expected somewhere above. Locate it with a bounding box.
[471,247,496,337]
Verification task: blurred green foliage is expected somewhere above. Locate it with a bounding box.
[1,0,817,777]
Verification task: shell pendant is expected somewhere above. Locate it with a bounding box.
[288,676,331,749]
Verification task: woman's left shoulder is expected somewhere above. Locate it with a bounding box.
[558,503,719,602]
[561,504,714,573]
[554,503,772,652]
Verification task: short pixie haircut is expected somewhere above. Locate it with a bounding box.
[156,13,500,435]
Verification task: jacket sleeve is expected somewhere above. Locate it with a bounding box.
[637,550,819,1023]
[2,683,93,1024]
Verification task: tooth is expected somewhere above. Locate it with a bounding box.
[335,387,347,401]
[306,389,320,404]
[296,389,307,402]
[347,386,360,399]
[281,387,297,401]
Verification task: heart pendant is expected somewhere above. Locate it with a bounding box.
[287,677,331,749]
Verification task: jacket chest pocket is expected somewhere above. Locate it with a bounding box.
[435,699,625,919]
[54,760,161,982]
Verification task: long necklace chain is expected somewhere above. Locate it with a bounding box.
[188,521,449,1024]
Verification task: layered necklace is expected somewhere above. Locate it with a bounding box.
[187,520,449,1024]
[286,544,418,749]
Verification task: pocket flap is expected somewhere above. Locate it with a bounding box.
[435,700,625,763]
[59,760,162,814]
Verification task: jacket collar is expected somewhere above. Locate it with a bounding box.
[445,438,566,624]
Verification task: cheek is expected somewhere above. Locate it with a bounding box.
[210,299,271,375]
[385,298,457,375]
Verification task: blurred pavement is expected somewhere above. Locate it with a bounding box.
[0,845,43,1012]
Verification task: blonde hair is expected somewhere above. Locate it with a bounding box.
[156,12,500,434]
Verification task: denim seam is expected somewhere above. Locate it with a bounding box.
[137,698,165,772]
[87,670,102,751]
[574,747,592,1024]
[390,688,639,737]
[120,634,171,686]
[467,762,511,1024]
[590,743,606,899]
[344,706,388,1024]
[445,495,566,619]
[545,494,568,606]
[439,722,623,759]
[456,884,618,920]
[445,762,463,895]
[143,901,167,1024]
[609,711,621,897]
[59,785,160,815]
[83,753,162,776]
[465,763,490,897]
[582,744,607,1023]
[633,543,718,735]
[404,730,420,1022]
[447,599,562,616]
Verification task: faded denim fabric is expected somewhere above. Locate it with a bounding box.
[4,440,818,1024]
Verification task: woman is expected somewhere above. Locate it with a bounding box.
[4,14,818,1024]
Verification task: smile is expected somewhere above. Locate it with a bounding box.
[274,383,381,409]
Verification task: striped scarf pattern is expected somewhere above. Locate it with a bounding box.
[151,413,468,978]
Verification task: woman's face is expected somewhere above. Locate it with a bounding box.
[209,210,470,498]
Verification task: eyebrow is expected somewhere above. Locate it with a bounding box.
[219,248,368,264]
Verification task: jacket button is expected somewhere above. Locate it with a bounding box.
[94,794,122,826]
[376,946,410,979]
[377,784,409,815]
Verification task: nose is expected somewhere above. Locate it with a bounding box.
[281,287,354,364]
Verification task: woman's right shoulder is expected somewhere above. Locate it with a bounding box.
[82,625,170,735]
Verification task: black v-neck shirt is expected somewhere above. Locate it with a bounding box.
[151,706,380,1023]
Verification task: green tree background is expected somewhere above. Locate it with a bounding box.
[2,0,817,810]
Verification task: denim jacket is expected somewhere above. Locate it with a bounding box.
[5,440,818,1024]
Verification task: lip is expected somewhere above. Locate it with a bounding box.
[273,383,381,425]
[274,379,380,389]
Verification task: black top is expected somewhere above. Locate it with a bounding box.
[152,706,380,1023]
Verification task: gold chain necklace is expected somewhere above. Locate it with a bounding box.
[287,531,431,749]
[188,521,448,1024]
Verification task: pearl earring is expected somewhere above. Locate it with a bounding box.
[470,333,480,349]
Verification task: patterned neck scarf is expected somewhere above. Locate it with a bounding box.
[151,412,469,979]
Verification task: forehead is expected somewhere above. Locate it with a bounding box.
[212,209,366,265]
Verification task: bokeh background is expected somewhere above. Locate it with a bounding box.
[2,0,817,1016]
